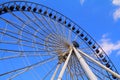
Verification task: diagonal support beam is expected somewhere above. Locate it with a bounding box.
[51,63,61,80]
[57,49,72,80]
[73,47,97,80]
[77,49,120,79]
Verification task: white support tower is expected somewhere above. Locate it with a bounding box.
[51,63,61,80]
[57,49,73,80]
[73,47,97,80]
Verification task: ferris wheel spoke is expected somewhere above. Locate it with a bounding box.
[44,37,65,46]
[79,46,94,52]
[45,46,69,52]
[9,12,48,37]
[70,55,86,80]
[78,41,86,46]
[0,17,47,41]
[0,49,57,55]
[68,29,72,42]
[0,30,65,48]
[60,23,66,38]
[56,22,66,39]
[88,66,107,80]
[79,47,91,51]
[88,62,110,79]
[72,60,83,79]
[73,34,79,41]
[43,40,64,48]
[50,19,62,36]
[88,70,103,80]
[44,43,69,48]
[55,21,66,40]
[0,41,42,50]
[69,57,76,79]
[0,30,64,49]
[0,56,57,77]
[77,69,85,80]
[79,48,93,55]
[21,11,52,36]
[0,48,62,55]
[0,30,43,46]
[45,44,68,51]
[0,53,56,60]
[42,63,57,80]
[7,68,31,80]
[75,54,102,80]
[0,28,34,41]
[67,66,74,80]
[84,57,111,79]
[41,15,58,36]
[45,39,62,47]
[0,23,8,40]
[59,24,66,39]
[51,18,64,37]
[44,33,64,43]
[56,34,67,46]
[45,39,69,48]
[32,12,57,36]
[45,35,69,47]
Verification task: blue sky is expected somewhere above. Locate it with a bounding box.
[30,0,120,72]
[0,0,120,79]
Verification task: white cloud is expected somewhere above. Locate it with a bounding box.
[113,8,120,20]
[112,0,120,20]
[80,0,85,5]
[112,0,120,6]
[99,34,120,55]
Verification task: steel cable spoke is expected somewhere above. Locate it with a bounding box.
[0,17,46,41]
[0,30,66,48]
[0,29,64,49]
[0,56,57,76]
[40,15,58,36]
[21,11,51,36]
[84,57,111,79]
[42,63,57,80]
[0,53,56,60]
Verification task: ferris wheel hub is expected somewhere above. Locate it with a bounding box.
[58,52,69,63]
[72,41,79,48]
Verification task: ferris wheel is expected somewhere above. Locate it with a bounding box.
[0,1,120,80]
